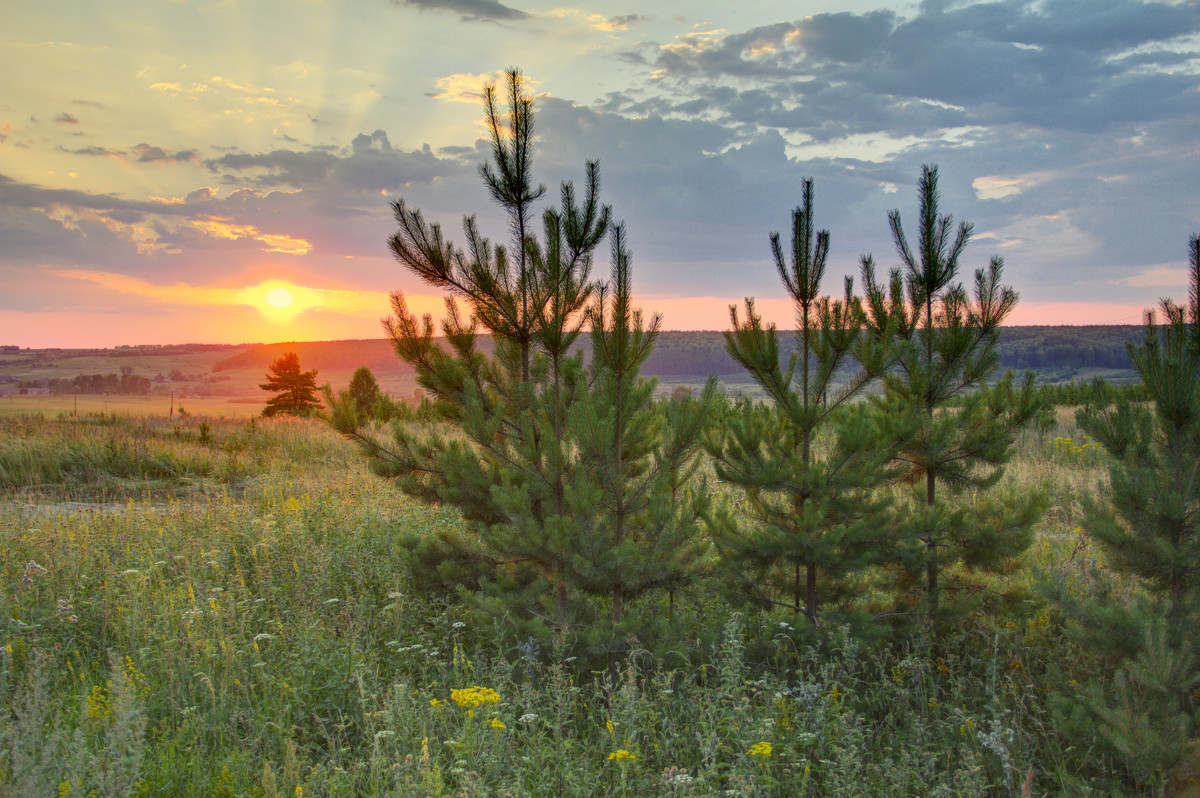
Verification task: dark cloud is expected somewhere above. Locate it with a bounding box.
[63,146,124,157]
[394,0,526,21]
[205,130,470,193]
[133,144,198,163]
[55,113,80,125]
[639,0,1200,138]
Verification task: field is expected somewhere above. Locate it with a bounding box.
[0,407,1192,796]
[0,394,265,420]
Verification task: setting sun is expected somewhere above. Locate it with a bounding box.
[264,286,295,310]
[235,280,309,324]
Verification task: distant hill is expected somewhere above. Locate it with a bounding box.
[212,339,412,377]
[213,324,1144,381]
[0,325,1146,404]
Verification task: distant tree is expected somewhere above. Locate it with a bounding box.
[321,367,387,427]
[347,366,381,418]
[861,164,1044,620]
[260,352,320,417]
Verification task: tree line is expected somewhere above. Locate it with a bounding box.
[17,370,153,395]
[235,324,1142,383]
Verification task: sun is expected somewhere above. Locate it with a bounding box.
[264,286,295,309]
[237,280,309,323]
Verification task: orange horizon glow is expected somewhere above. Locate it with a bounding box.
[2,296,1158,350]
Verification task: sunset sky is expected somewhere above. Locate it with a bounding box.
[3,0,1199,348]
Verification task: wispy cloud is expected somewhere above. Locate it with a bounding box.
[133,144,198,164]
[428,71,511,103]
[393,0,526,22]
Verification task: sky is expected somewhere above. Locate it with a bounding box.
[2,0,1199,348]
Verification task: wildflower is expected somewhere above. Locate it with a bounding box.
[608,749,636,763]
[490,718,506,730]
[430,698,444,707]
[747,741,773,758]
[450,686,500,709]
[86,685,112,721]
[122,656,150,700]
[518,713,538,723]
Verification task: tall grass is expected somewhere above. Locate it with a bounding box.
[0,412,1172,795]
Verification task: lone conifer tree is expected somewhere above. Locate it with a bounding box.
[347,367,381,419]
[1045,235,1200,786]
[333,69,714,655]
[861,165,1043,619]
[260,352,320,417]
[706,179,899,625]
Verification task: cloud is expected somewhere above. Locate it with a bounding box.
[55,112,80,124]
[204,130,470,194]
[1117,265,1190,288]
[972,174,1040,200]
[190,220,311,254]
[544,8,642,32]
[633,1,1200,140]
[428,70,511,102]
[64,145,124,158]
[133,144,198,163]
[393,0,526,21]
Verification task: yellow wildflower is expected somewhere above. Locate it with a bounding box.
[490,718,506,730]
[747,741,773,758]
[607,749,636,763]
[450,686,500,709]
[86,685,112,720]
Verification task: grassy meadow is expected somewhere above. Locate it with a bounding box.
[0,408,1191,796]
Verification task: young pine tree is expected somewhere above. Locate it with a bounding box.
[861,164,1044,620]
[260,352,320,418]
[1045,235,1200,788]
[332,69,713,656]
[706,179,900,626]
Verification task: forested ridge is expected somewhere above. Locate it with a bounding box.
[214,325,1142,379]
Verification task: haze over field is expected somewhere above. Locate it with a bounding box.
[3,0,1199,348]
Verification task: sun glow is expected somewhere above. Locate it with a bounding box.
[264,286,295,309]
[238,280,310,323]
